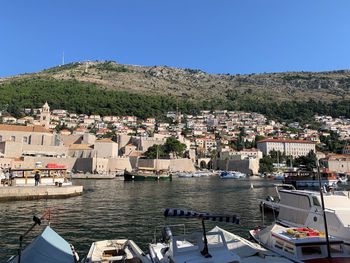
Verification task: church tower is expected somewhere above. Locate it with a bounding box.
[40,102,50,129]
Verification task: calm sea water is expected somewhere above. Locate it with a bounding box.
[0,176,305,261]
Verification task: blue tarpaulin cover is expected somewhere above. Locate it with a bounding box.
[7,226,75,263]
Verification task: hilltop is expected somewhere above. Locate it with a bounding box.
[2,61,350,101]
[0,61,350,121]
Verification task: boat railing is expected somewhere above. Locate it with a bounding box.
[152,224,186,244]
[260,199,350,229]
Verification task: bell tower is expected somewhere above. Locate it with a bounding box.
[40,102,50,129]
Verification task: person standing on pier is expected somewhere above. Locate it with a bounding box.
[34,170,41,186]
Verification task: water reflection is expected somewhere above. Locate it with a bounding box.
[0,177,281,260]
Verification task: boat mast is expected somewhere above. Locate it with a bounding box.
[317,162,331,258]
[156,145,159,173]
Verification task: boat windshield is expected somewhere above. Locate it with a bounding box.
[312,196,321,207]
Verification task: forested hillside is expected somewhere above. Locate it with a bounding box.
[1,61,350,122]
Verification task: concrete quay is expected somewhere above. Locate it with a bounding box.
[0,185,83,201]
[71,173,116,179]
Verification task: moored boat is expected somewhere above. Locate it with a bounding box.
[250,223,350,263]
[7,214,79,263]
[84,239,151,263]
[149,208,242,263]
[220,171,246,179]
[211,226,293,263]
[283,170,338,189]
[260,187,350,251]
[150,226,242,263]
[124,168,172,181]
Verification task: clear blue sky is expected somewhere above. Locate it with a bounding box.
[1,0,350,77]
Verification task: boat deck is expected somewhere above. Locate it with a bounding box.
[271,226,343,246]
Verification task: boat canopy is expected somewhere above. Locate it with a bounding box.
[8,226,76,263]
[164,208,240,224]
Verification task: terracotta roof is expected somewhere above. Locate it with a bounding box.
[257,138,316,144]
[95,138,114,143]
[69,144,93,150]
[0,124,51,133]
[327,154,350,161]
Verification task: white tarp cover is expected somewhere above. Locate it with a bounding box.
[7,226,76,263]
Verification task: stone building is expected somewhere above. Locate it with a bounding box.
[257,139,316,157]
[326,154,350,173]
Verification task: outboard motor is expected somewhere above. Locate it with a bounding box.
[161,226,172,243]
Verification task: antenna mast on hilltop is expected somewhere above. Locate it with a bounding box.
[61,51,65,66]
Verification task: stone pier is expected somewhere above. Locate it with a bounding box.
[0,185,83,201]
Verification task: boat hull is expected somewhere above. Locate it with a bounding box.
[124,171,172,181]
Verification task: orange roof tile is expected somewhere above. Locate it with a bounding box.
[257,138,316,144]
[95,138,114,143]
[0,124,51,133]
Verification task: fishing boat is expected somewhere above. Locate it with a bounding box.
[220,171,246,179]
[250,223,350,263]
[84,239,151,263]
[7,214,79,263]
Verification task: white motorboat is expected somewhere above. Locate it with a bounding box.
[250,223,350,263]
[260,187,350,251]
[149,225,241,263]
[337,173,348,184]
[259,184,296,215]
[84,239,151,263]
[220,171,246,179]
[150,208,242,262]
[272,172,285,180]
[177,171,212,178]
[210,226,293,263]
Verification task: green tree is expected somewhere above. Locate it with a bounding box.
[143,137,186,159]
[143,144,167,159]
[259,155,274,173]
[163,137,187,158]
[294,150,317,171]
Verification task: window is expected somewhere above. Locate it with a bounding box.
[23,137,28,143]
[312,196,321,207]
[11,136,15,141]
[330,244,343,253]
[301,246,322,256]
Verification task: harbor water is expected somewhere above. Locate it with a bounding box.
[0,176,340,261]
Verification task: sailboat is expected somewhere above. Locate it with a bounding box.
[124,146,172,181]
